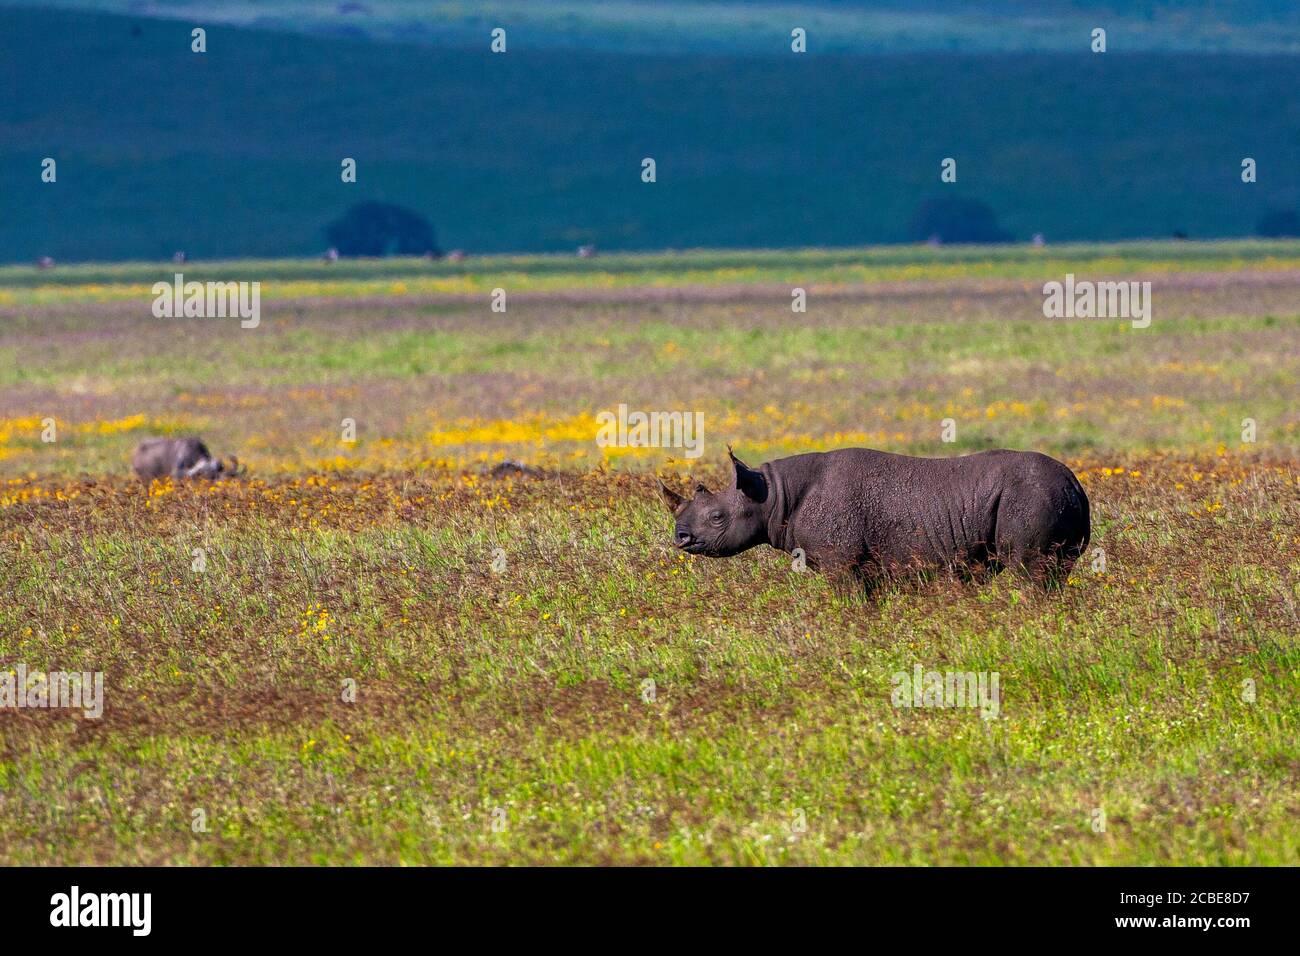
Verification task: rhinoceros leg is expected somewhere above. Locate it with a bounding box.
[992,477,1088,590]
[998,527,1083,591]
[1027,542,1084,590]
[824,565,869,600]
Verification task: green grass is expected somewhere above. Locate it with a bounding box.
[0,245,1296,864]
[2,464,1296,864]
[8,238,1300,291]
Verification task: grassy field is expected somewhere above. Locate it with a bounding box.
[1,243,1297,864]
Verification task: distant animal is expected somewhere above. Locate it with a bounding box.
[324,247,340,263]
[35,256,55,270]
[488,459,545,480]
[659,447,1089,594]
[172,250,187,264]
[131,437,243,481]
[577,245,596,258]
[446,249,466,262]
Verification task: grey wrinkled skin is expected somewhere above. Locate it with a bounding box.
[659,447,1090,594]
[131,437,242,481]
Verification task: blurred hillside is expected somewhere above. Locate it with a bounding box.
[1,4,1299,262]
[17,1,1300,54]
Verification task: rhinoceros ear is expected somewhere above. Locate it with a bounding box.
[728,446,767,502]
[657,478,686,515]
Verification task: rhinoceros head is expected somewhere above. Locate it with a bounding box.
[658,449,768,557]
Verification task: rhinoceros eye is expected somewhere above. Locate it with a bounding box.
[708,510,725,525]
